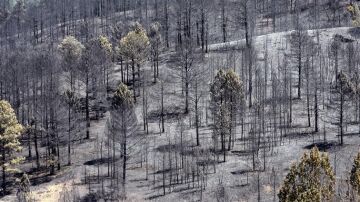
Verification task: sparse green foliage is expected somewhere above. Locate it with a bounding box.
[98,35,113,56]
[278,147,335,202]
[113,83,134,108]
[210,69,243,110]
[3,1,360,200]
[0,100,24,192]
[16,173,31,201]
[118,22,150,63]
[58,36,84,90]
[0,100,23,166]
[347,3,360,27]
[58,36,84,71]
[118,22,150,102]
[350,152,360,196]
[108,83,138,198]
[84,35,113,66]
[210,69,243,161]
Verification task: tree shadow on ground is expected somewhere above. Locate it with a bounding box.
[147,106,187,122]
[283,130,316,138]
[146,194,164,200]
[84,157,120,166]
[230,183,250,188]
[30,174,52,186]
[231,150,254,156]
[304,140,342,152]
[230,169,254,175]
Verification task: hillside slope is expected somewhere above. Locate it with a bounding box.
[3,26,360,202]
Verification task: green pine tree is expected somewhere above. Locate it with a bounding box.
[0,100,24,193]
[347,3,360,27]
[210,69,243,162]
[118,22,150,102]
[118,22,150,64]
[58,36,84,91]
[278,147,335,202]
[108,83,138,199]
[350,152,360,196]
[113,83,134,108]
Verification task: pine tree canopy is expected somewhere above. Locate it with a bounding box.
[58,36,84,69]
[350,152,360,196]
[210,69,243,106]
[347,3,360,27]
[113,83,134,108]
[278,147,335,202]
[118,22,150,63]
[98,35,113,57]
[0,100,24,172]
